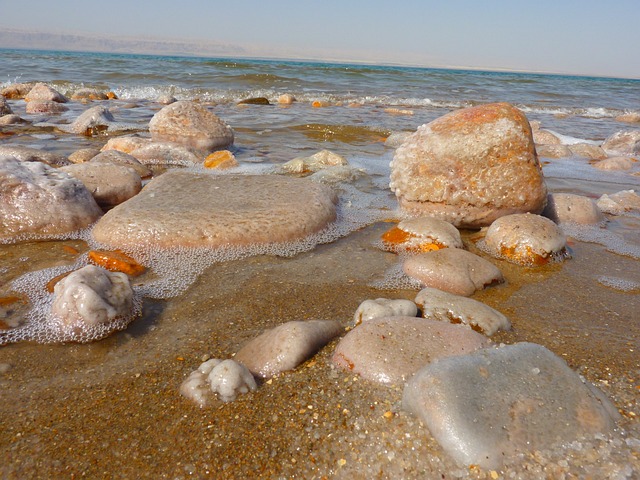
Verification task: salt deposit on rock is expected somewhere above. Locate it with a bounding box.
[180,358,257,406]
[0,96,13,115]
[51,265,134,328]
[602,130,640,155]
[278,93,296,105]
[130,142,201,165]
[389,102,547,228]
[384,131,412,148]
[381,217,462,253]
[60,163,142,207]
[101,135,152,154]
[24,83,68,103]
[597,190,640,215]
[403,342,621,469]
[70,88,109,101]
[92,172,338,249]
[333,317,489,385]
[592,156,635,171]
[0,82,35,99]
[353,298,418,325]
[414,287,510,336]
[543,193,605,225]
[568,143,607,160]
[25,100,69,114]
[149,100,234,151]
[0,145,69,167]
[0,156,102,242]
[536,144,572,158]
[67,105,117,136]
[483,213,568,266]
[234,320,342,378]
[282,150,348,174]
[403,248,504,296]
[90,150,152,178]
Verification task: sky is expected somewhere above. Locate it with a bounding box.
[1,0,639,78]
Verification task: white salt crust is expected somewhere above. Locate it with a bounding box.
[561,223,640,260]
[596,276,640,292]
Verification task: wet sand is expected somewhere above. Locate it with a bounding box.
[1,221,639,479]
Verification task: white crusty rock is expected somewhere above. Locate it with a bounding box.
[234,320,342,378]
[282,149,348,174]
[403,248,504,296]
[0,145,69,167]
[483,213,568,266]
[60,163,142,207]
[381,217,463,253]
[597,190,640,215]
[149,100,234,151]
[543,193,605,225]
[602,130,640,155]
[51,265,134,328]
[415,287,510,336]
[180,358,257,406]
[24,82,68,103]
[333,317,490,385]
[0,157,102,242]
[403,342,621,469]
[390,102,547,228]
[92,172,338,249]
[353,298,418,325]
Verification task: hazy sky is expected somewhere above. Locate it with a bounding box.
[1,0,639,77]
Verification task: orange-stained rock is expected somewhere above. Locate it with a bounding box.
[71,88,109,101]
[46,271,74,293]
[106,91,118,99]
[0,82,35,99]
[204,150,238,169]
[88,249,146,276]
[63,245,80,255]
[381,217,462,253]
[100,135,151,154]
[390,103,547,228]
[312,100,328,108]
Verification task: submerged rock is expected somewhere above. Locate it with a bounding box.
[483,213,568,266]
[60,163,142,207]
[543,193,605,224]
[282,149,348,174]
[234,320,342,378]
[403,342,620,469]
[149,100,234,151]
[414,287,510,336]
[180,358,257,406]
[403,248,504,296]
[602,130,640,155]
[67,105,117,136]
[353,298,418,325]
[389,102,547,227]
[92,172,338,249]
[333,317,490,385]
[0,157,102,242]
[0,145,69,167]
[381,217,462,253]
[24,82,68,103]
[70,88,109,101]
[277,93,296,105]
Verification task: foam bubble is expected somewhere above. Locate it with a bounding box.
[561,223,640,259]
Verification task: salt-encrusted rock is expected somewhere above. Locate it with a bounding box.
[67,105,117,136]
[597,190,640,215]
[602,130,640,155]
[0,157,102,242]
[0,82,36,99]
[592,156,635,171]
[403,248,504,296]
[130,142,201,165]
[536,144,572,158]
[156,94,177,105]
[60,163,142,207]
[234,320,342,378]
[353,298,417,325]
[616,112,640,124]
[68,148,100,164]
[51,265,134,328]
[70,88,109,101]
[101,135,152,154]
[384,131,412,148]
[543,193,605,224]
[25,100,69,114]
[90,150,152,178]
[381,217,462,253]
[282,150,348,174]
[532,128,561,145]
[180,358,257,406]
[278,93,296,105]
[92,172,338,249]
[0,96,13,115]
[24,83,68,103]
[333,317,489,385]
[0,145,69,167]
[568,143,607,160]
[415,287,510,336]
[389,103,547,228]
[403,342,620,469]
[149,100,234,151]
[483,213,567,266]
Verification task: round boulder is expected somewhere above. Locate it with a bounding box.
[60,163,142,207]
[390,103,547,227]
[543,193,604,225]
[24,83,68,103]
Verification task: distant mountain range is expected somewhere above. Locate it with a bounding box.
[0,27,246,57]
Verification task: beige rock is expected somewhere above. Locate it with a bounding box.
[156,94,177,105]
[278,93,296,105]
[130,142,201,165]
[90,150,152,178]
[0,145,69,167]
[68,148,101,164]
[602,130,640,155]
[60,163,142,207]
[532,129,561,145]
[24,83,68,103]
[592,156,636,171]
[149,100,234,151]
[0,114,26,125]
[543,193,604,224]
[536,144,572,158]
[92,172,338,249]
[25,100,69,114]
[101,135,152,154]
[353,298,418,325]
[0,82,36,99]
[282,150,348,174]
[381,217,462,253]
[390,103,547,228]
[568,143,607,160]
[67,105,116,136]
[615,112,640,123]
[597,190,640,215]
[403,248,504,296]
[70,88,109,101]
